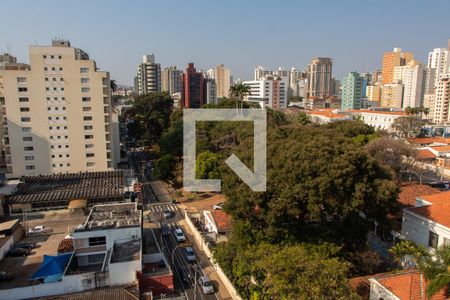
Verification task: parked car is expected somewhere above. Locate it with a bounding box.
[199,275,214,294]
[6,247,30,257]
[14,242,36,250]
[163,210,172,219]
[160,224,170,236]
[173,228,186,243]
[212,202,223,210]
[184,247,196,262]
[28,225,52,234]
[0,271,13,282]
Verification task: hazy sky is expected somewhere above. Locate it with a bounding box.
[1,0,449,85]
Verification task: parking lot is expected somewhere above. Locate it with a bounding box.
[0,210,86,289]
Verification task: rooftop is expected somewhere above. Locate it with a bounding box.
[407,191,450,228]
[348,109,405,116]
[417,149,437,160]
[207,210,232,232]
[430,145,450,152]
[77,203,141,231]
[398,184,440,207]
[408,137,450,145]
[37,284,139,300]
[111,239,141,263]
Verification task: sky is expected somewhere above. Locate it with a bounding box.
[1,0,449,86]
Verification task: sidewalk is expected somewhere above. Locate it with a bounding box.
[180,218,233,300]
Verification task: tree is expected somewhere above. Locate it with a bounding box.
[110,79,118,93]
[228,83,252,110]
[153,154,176,181]
[366,137,418,181]
[196,151,221,179]
[391,115,428,138]
[419,244,450,298]
[389,240,429,269]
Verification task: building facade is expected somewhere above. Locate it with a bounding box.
[366,84,382,103]
[135,54,161,95]
[214,64,231,98]
[429,76,450,124]
[0,40,118,178]
[381,83,403,108]
[428,47,449,88]
[161,66,183,95]
[306,57,333,98]
[341,72,366,110]
[381,48,414,85]
[204,78,217,104]
[242,76,288,109]
[182,63,205,108]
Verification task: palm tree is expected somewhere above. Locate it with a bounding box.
[389,240,429,269]
[110,79,118,93]
[419,245,450,298]
[228,83,251,110]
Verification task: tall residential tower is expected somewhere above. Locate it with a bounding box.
[306,57,333,98]
[135,54,161,95]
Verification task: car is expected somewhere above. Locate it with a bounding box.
[0,271,13,282]
[28,225,52,234]
[163,210,172,219]
[198,275,214,294]
[160,224,170,236]
[173,228,186,242]
[212,202,223,210]
[14,242,36,250]
[184,247,196,262]
[6,247,30,257]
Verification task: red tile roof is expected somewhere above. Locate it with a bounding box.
[408,137,450,145]
[430,145,450,152]
[211,210,232,232]
[417,149,437,160]
[57,238,74,254]
[420,191,450,204]
[398,185,440,207]
[308,110,348,119]
[374,271,449,300]
[407,191,450,228]
[348,109,405,116]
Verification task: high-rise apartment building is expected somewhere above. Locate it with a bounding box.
[214,64,231,98]
[381,48,414,85]
[366,84,382,103]
[341,72,367,110]
[393,62,435,108]
[242,76,288,109]
[306,57,333,98]
[428,47,449,88]
[254,66,273,80]
[135,54,161,95]
[161,66,183,95]
[182,63,205,108]
[0,40,118,178]
[381,83,403,108]
[429,76,450,124]
[204,78,217,104]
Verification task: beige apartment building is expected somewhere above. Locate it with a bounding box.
[381,83,403,108]
[214,64,231,98]
[429,76,450,124]
[381,48,414,85]
[306,57,333,98]
[366,84,382,103]
[0,40,119,178]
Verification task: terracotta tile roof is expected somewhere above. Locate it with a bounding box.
[211,210,232,232]
[308,110,348,119]
[408,137,450,145]
[407,191,450,228]
[417,149,437,160]
[57,238,74,254]
[349,275,372,299]
[348,109,405,116]
[41,284,139,300]
[430,145,450,152]
[374,271,449,300]
[398,185,440,207]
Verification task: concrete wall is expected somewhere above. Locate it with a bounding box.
[109,259,141,286]
[185,212,242,300]
[73,227,141,251]
[0,235,14,260]
[369,278,399,300]
[0,271,109,300]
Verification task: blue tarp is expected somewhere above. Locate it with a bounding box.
[31,253,72,283]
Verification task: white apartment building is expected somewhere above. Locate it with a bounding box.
[243,76,288,109]
[429,76,450,124]
[254,66,273,80]
[428,47,449,87]
[0,40,119,178]
[348,109,405,131]
[135,54,161,95]
[393,63,435,108]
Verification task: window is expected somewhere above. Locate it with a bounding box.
[22,137,33,142]
[60,78,63,81]
[43,55,47,59]
[85,134,93,139]
[20,107,30,112]
[81,87,90,93]
[429,231,439,249]
[16,77,26,83]
[81,78,89,83]
[83,107,92,112]
[52,78,56,81]
[59,67,63,71]
[86,153,95,157]
[22,127,31,132]
[18,87,28,92]
[87,162,95,167]
[21,117,31,122]
[50,55,54,59]
[88,236,106,246]
[25,165,35,170]
[44,67,48,71]
[19,97,29,102]
[84,126,93,130]
[87,253,105,264]
[82,97,91,102]
[58,55,62,59]
[24,156,34,161]
[80,67,89,73]
[85,144,94,149]
[84,116,93,121]
[24,146,34,151]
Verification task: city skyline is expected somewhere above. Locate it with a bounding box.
[1,0,449,85]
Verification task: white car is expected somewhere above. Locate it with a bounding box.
[28,225,52,234]
[199,275,214,294]
[184,247,196,262]
[173,228,186,243]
